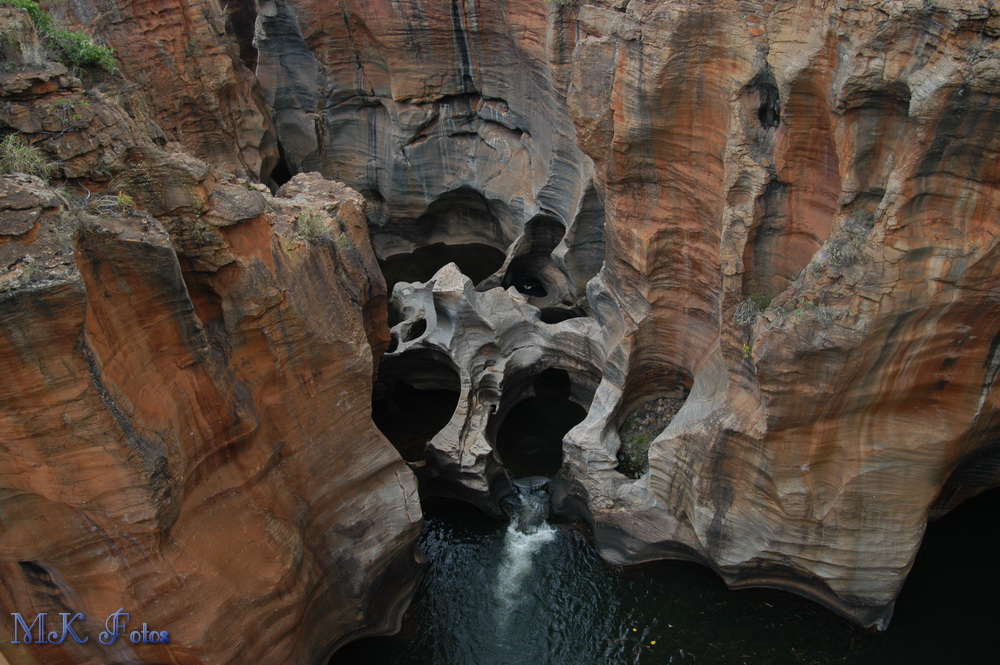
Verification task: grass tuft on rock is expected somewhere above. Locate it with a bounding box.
[0,134,55,178]
[296,210,329,239]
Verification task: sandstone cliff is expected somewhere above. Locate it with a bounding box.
[3,0,1000,658]
[213,0,997,629]
[0,13,420,663]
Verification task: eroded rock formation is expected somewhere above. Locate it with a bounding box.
[3,1,1000,661]
[0,20,420,663]
[235,0,1000,629]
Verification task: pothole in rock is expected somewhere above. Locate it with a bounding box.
[379,242,506,294]
[617,390,691,479]
[499,214,568,301]
[539,307,585,324]
[400,317,427,343]
[513,276,547,297]
[493,368,588,480]
[372,350,460,462]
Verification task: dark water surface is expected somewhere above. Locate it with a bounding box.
[332,487,1000,665]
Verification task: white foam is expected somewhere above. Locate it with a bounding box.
[494,492,556,617]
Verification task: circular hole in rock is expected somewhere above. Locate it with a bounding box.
[502,256,551,299]
[401,318,427,343]
[513,277,547,298]
[539,307,584,324]
[494,368,586,479]
[617,383,692,479]
[372,350,460,462]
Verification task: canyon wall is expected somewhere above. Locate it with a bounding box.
[3,1,1000,662]
[562,0,1000,628]
[0,14,420,664]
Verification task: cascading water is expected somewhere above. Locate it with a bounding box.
[332,487,1000,665]
[494,478,557,619]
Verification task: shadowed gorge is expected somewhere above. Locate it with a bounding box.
[2,0,1000,664]
[332,486,1000,664]
[375,187,513,292]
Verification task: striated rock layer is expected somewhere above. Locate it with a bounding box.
[561,0,1000,628]
[5,0,1000,649]
[226,0,1000,629]
[0,32,420,664]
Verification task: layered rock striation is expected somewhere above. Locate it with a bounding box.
[562,0,1000,628]
[4,0,1000,654]
[0,22,420,663]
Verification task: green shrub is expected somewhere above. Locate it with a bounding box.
[618,433,649,479]
[47,28,116,73]
[0,0,117,74]
[115,191,134,211]
[0,134,55,178]
[734,292,772,327]
[747,293,772,310]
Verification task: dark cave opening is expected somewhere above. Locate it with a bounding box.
[492,368,587,479]
[374,187,512,293]
[508,270,548,297]
[500,214,565,300]
[539,307,585,324]
[372,351,461,462]
[224,1,259,71]
[750,66,781,129]
[401,318,427,343]
[379,242,506,294]
[268,140,294,190]
[616,370,694,479]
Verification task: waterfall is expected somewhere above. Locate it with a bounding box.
[494,478,557,617]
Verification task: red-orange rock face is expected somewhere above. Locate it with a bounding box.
[54,0,278,179]
[0,38,420,661]
[563,0,1000,628]
[4,0,1000,654]
[236,0,997,628]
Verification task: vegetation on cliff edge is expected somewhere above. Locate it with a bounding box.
[0,0,117,74]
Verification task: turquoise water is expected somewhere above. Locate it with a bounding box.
[332,487,1000,664]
